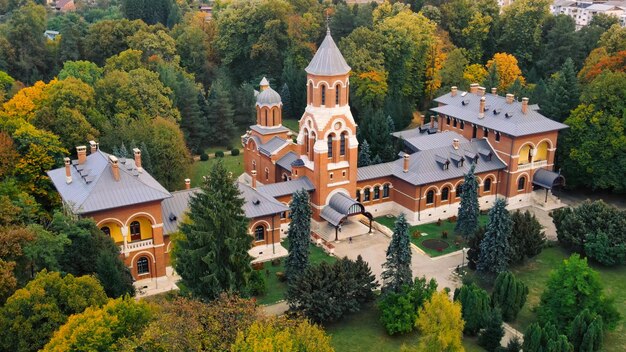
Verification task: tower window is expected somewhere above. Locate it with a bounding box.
[308,84,312,105]
[484,128,489,138]
[254,225,265,242]
[335,84,340,106]
[446,116,450,125]
[137,257,149,275]
[321,85,326,106]
[264,110,268,125]
[460,121,465,130]
[518,176,526,191]
[272,109,275,126]
[453,119,458,128]
[340,132,346,156]
[130,221,141,241]
[495,132,501,142]
[327,134,333,158]
[265,168,269,181]
[356,189,361,202]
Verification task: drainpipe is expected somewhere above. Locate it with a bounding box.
[417,185,422,221]
[505,139,514,200]
[272,215,275,255]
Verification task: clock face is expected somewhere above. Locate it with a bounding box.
[334,122,341,130]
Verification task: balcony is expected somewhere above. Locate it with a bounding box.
[119,238,154,253]
[517,159,547,171]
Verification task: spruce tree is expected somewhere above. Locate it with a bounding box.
[118,142,130,158]
[139,141,153,172]
[285,189,312,281]
[233,83,256,128]
[542,58,580,122]
[280,83,293,120]
[478,307,505,352]
[477,198,513,275]
[207,79,236,146]
[453,282,491,336]
[569,309,604,352]
[173,160,252,300]
[491,271,528,322]
[483,62,500,93]
[358,139,373,167]
[505,336,523,352]
[381,213,413,294]
[522,323,543,352]
[455,163,480,239]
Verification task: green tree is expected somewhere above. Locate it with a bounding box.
[439,48,469,93]
[454,282,491,335]
[122,0,173,25]
[5,2,48,84]
[84,19,147,65]
[0,270,108,352]
[42,296,154,351]
[509,210,546,264]
[173,160,252,300]
[540,58,580,122]
[381,213,412,294]
[569,309,604,352]
[57,13,88,64]
[415,290,465,352]
[287,256,378,323]
[171,14,217,87]
[455,163,480,239]
[482,62,499,92]
[491,271,528,322]
[58,60,103,85]
[535,14,582,77]
[379,276,437,335]
[206,77,236,146]
[127,29,178,62]
[285,189,311,281]
[233,82,256,128]
[358,108,395,162]
[280,83,293,120]
[477,198,513,274]
[537,254,619,332]
[478,307,504,352]
[467,226,485,270]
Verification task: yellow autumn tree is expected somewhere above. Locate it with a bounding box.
[463,64,488,86]
[1,79,55,121]
[486,53,525,92]
[424,40,446,102]
[414,291,465,352]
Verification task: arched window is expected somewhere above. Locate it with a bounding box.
[137,257,149,275]
[364,188,370,202]
[453,119,458,128]
[280,211,286,219]
[456,183,463,198]
[304,129,309,154]
[495,131,501,142]
[356,189,361,202]
[518,176,526,191]
[446,116,451,125]
[327,134,333,158]
[310,133,316,161]
[272,109,275,126]
[335,84,341,106]
[340,132,346,156]
[460,121,465,130]
[321,85,326,106]
[484,128,489,138]
[130,221,141,241]
[472,125,477,138]
[374,186,380,200]
[426,190,435,204]
[265,168,269,181]
[101,226,111,236]
[264,109,268,125]
[441,187,449,201]
[484,178,492,192]
[254,225,265,242]
[383,184,390,198]
[282,174,288,181]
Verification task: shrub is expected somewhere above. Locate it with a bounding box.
[200,153,209,161]
[248,270,266,296]
[509,210,546,264]
[215,150,225,158]
[442,231,448,239]
[271,258,281,266]
[478,307,504,352]
[412,230,421,238]
[275,272,286,282]
[491,271,528,322]
[454,282,491,336]
[378,277,437,335]
[437,218,442,226]
[448,215,457,223]
[230,148,239,156]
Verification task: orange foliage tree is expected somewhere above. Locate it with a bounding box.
[486,52,525,92]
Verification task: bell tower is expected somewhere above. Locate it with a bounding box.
[297,28,358,219]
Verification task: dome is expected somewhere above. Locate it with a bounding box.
[256,86,282,106]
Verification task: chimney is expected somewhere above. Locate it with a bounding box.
[133,148,142,172]
[478,86,486,96]
[469,83,479,94]
[491,87,497,95]
[403,154,410,173]
[506,93,514,104]
[521,97,529,114]
[76,146,87,165]
[64,157,72,184]
[251,170,257,189]
[430,116,435,128]
[452,138,460,150]
[479,97,486,119]
[184,178,191,190]
[451,86,457,97]
[110,155,120,181]
[89,140,98,154]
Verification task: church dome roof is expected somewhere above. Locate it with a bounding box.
[256,86,282,106]
[305,30,351,76]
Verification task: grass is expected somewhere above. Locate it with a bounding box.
[254,239,336,305]
[281,118,299,132]
[375,215,489,257]
[188,154,244,189]
[325,304,485,351]
[506,246,626,351]
[203,135,243,155]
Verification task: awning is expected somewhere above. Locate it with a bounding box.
[533,168,565,189]
[320,192,370,227]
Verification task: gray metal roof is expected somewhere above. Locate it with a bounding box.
[161,188,199,234]
[399,130,467,152]
[257,177,315,198]
[533,168,565,189]
[277,151,298,171]
[320,192,360,226]
[256,86,282,106]
[259,136,288,156]
[357,135,506,185]
[47,150,171,214]
[250,125,290,135]
[432,91,568,137]
[238,183,288,218]
[305,30,351,76]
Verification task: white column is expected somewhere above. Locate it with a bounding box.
[121,225,129,258]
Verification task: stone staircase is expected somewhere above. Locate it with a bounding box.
[532,189,565,211]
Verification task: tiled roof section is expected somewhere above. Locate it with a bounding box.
[238,183,289,218]
[47,150,171,214]
[397,130,466,152]
[257,177,315,198]
[357,135,506,185]
[259,136,288,156]
[305,30,351,76]
[277,152,298,170]
[161,188,199,235]
[432,91,568,136]
[250,125,290,135]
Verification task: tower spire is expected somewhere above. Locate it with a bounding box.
[325,9,330,34]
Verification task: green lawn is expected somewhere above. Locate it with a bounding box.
[254,239,336,305]
[203,134,244,155]
[281,118,299,132]
[508,246,626,351]
[189,154,244,189]
[375,215,489,257]
[325,304,485,351]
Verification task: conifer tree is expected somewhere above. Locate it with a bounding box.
[522,323,543,352]
[173,160,252,300]
[454,282,491,336]
[580,316,603,352]
[483,62,500,92]
[455,163,480,239]
[139,141,153,172]
[207,79,236,146]
[505,336,522,352]
[381,213,412,294]
[285,189,311,281]
[569,309,604,352]
[491,271,528,322]
[542,58,580,122]
[478,198,513,275]
[118,142,130,158]
[358,139,373,167]
[280,83,292,120]
[478,307,505,352]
